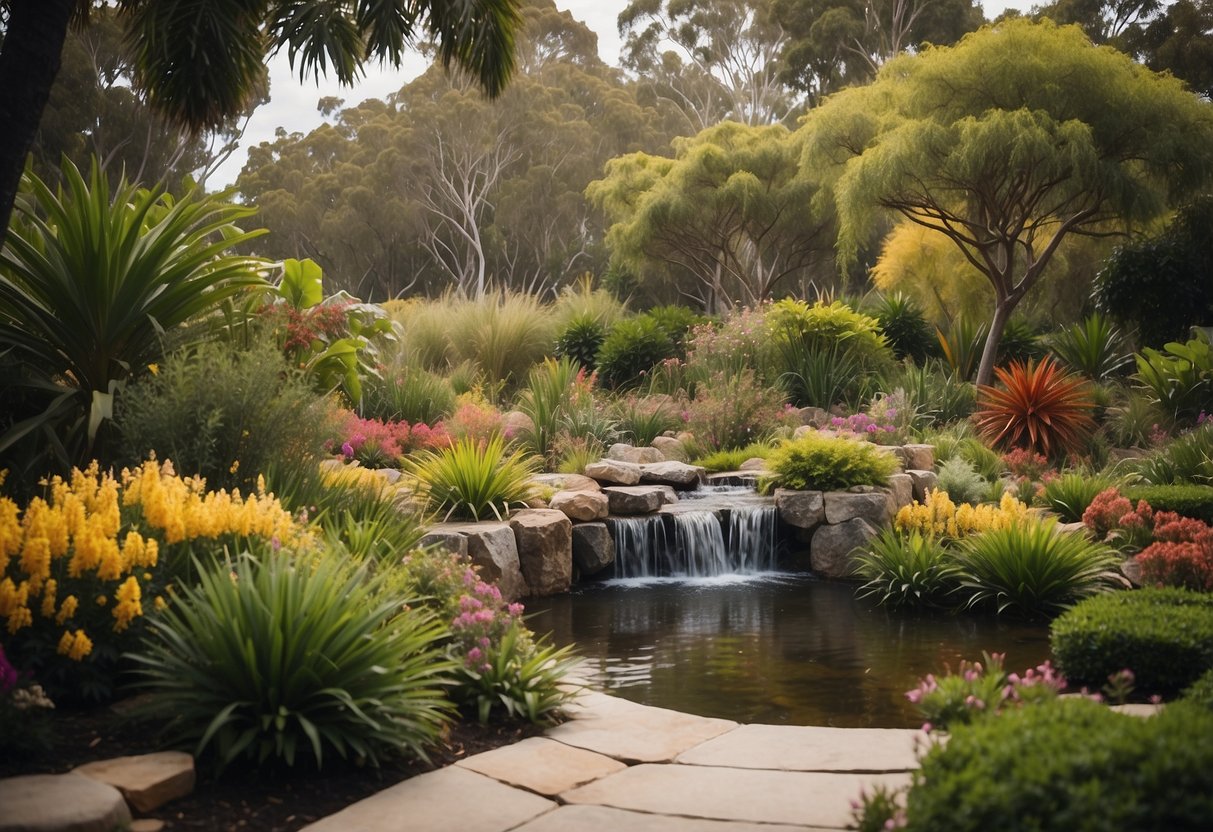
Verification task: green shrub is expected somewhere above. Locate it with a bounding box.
[764,433,898,492]
[903,652,1064,731]
[639,305,706,357]
[768,299,892,408]
[1134,334,1213,426]
[613,396,680,447]
[1039,472,1115,522]
[888,359,976,425]
[1122,483,1213,524]
[873,294,937,364]
[553,314,607,371]
[118,341,334,493]
[1181,667,1213,711]
[931,432,1002,480]
[129,549,455,772]
[407,435,539,521]
[935,457,989,505]
[1051,588,1213,694]
[767,299,892,368]
[549,277,628,331]
[1048,312,1132,381]
[995,316,1045,365]
[955,520,1121,616]
[596,317,677,389]
[685,369,789,452]
[362,365,457,425]
[895,698,1213,831]
[454,621,579,724]
[516,357,584,465]
[693,442,776,472]
[936,315,987,381]
[854,529,961,608]
[1132,424,1213,484]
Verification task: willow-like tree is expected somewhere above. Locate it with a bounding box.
[0,0,523,243]
[804,19,1213,386]
[588,121,834,312]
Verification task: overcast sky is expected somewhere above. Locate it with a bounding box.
[211,0,1026,187]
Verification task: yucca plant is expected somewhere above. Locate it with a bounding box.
[955,520,1123,616]
[974,357,1097,458]
[1048,313,1132,381]
[407,435,539,521]
[0,160,267,479]
[1039,472,1116,522]
[128,550,455,772]
[855,528,962,608]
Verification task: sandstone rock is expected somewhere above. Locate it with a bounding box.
[811,518,878,579]
[75,751,194,813]
[604,486,667,515]
[533,473,602,493]
[792,425,813,440]
[607,443,665,465]
[905,469,938,503]
[650,436,688,462]
[823,491,895,527]
[738,458,768,472]
[901,443,935,471]
[549,490,610,522]
[418,530,468,558]
[584,459,643,486]
[502,410,535,437]
[510,510,573,596]
[795,406,830,427]
[443,522,528,601]
[0,773,131,832]
[773,489,825,530]
[1122,557,1143,587]
[886,474,914,510]
[572,523,615,576]
[640,461,705,489]
[130,821,166,832]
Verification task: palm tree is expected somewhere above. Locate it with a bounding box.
[0,0,523,241]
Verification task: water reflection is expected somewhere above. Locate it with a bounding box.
[527,575,1052,728]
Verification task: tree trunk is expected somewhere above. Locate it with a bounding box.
[975,298,1016,388]
[0,0,75,240]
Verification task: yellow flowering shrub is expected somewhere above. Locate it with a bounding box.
[0,460,310,700]
[895,489,1031,539]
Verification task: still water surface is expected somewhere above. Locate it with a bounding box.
[527,574,1052,728]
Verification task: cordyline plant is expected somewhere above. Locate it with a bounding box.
[973,356,1096,458]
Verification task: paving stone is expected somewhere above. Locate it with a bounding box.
[585,459,643,486]
[512,805,824,832]
[560,764,910,829]
[546,691,736,763]
[1111,703,1164,717]
[0,773,131,832]
[457,737,626,796]
[74,750,195,813]
[300,766,554,832]
[675,724,921,772]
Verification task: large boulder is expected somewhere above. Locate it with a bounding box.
[584,459,643,486]
[510,509,573,596]
[901,443,935,471]
[606,443,665,465]
[650,436,689,462]
[823,491,895,527]
[533,473,602,493]
[886,474,914,510]
[549,490,609,522]
[502,410,535,438]
[774,489,825,529]
[905,469,938,503]
[604,486,667,515]
[0,773,132,832]
[811,518,878,579]
[640,461,705,489]
[440,522,528,601]
[738,458,768,472]
[572,523,615,577]
[74,752,194,813]
[418,530,469,558]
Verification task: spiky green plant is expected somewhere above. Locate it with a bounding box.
[554,314,607,371]
[1039,473,1116,522]
[855,528,962,608]
[1048,313,1132,381]
[407,435,539,521]
[0,160,267,479]
[974,357,1097,457]
[128,550,455,772]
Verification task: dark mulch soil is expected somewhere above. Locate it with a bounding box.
[3,699,544,831]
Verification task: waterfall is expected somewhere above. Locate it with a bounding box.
[608,503,779,579]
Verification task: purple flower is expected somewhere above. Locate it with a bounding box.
[340,441,355,458]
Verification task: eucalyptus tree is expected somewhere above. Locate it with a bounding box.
[588,121,835,312]
[0,0,523,243]
[804,19,1213,386]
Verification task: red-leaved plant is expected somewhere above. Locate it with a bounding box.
[974,356,1096,457]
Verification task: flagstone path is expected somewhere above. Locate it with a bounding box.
[301,687,926,832]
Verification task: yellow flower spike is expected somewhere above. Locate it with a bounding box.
[57,630,74,656]
[40,579,57,618]
[56,595,78,624]
[153,596,167,612]
[66,629,92,661]
[96,595,107,606]
[112,576,142,633]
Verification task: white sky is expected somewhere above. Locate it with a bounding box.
[210,0,1028,187]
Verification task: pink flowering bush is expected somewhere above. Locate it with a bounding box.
[443,397,505,444]
[685,304,774,382]
[1082,486,1155,548]
[328,411,450,466]
[905,652,1066,731]
[683,369,792,452]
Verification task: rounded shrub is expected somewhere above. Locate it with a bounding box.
[895,698,1213,831]
[596,317,677,389]
[873,294,937,364]
[1122,483,1213,525]
[554,314,607,371]
[638,305,708,356]
[1051,587,1213,694]
[1181,667,1213,711]
[129,549,455,772]
[764,433,898,492]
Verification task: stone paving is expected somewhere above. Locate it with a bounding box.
[301,688,924,832]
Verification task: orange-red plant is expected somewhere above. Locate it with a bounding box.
[974,357,1096,457]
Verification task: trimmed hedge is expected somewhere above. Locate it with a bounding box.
[1051,588,1213,694]
[1122,483,1213,525]
[902,698,1213,831]
[1182,668,1213,711]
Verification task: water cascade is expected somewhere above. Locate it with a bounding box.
[608,499,779,579]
